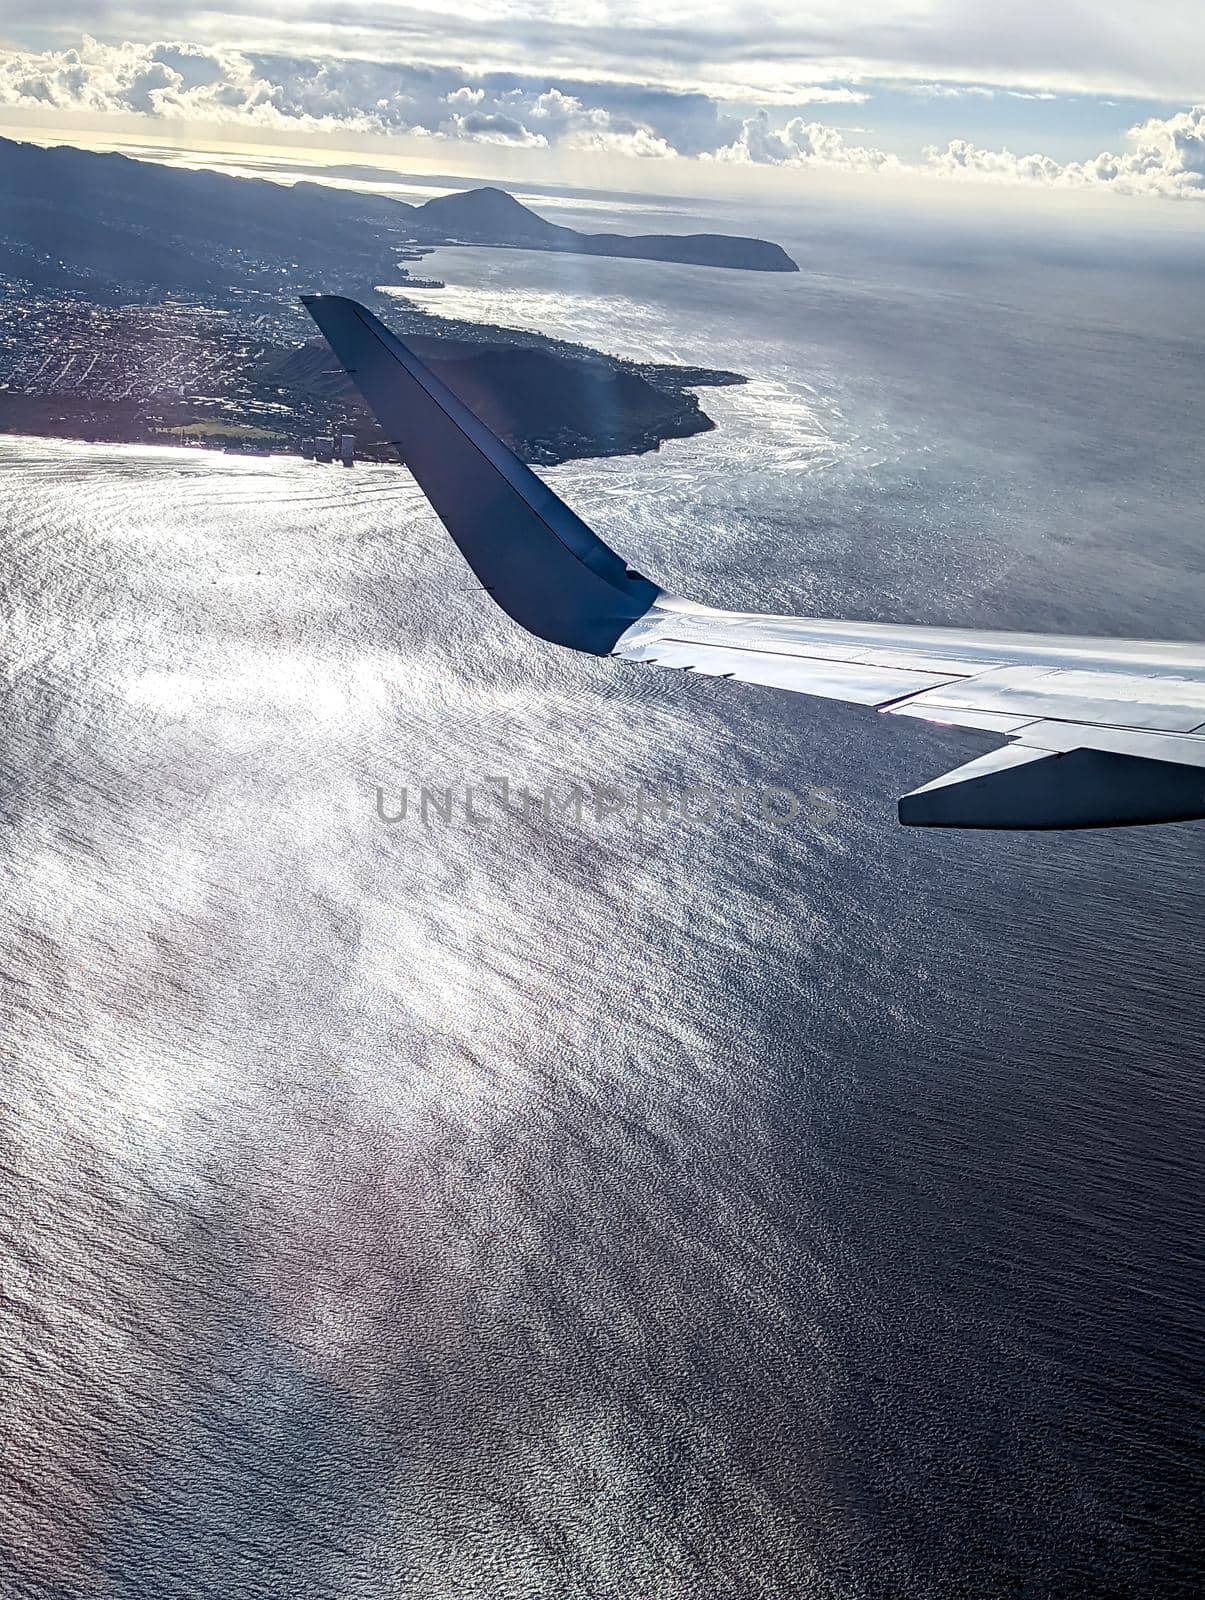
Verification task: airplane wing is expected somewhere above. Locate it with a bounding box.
[302,295,1205,830]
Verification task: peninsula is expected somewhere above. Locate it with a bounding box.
[404,185,799,273]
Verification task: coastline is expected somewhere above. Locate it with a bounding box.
[0,294,746,467]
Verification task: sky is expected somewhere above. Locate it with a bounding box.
[0,4,1203,212]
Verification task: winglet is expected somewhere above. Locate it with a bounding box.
[301,295,660,654]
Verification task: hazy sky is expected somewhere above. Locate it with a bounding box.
[1,4,1203,208]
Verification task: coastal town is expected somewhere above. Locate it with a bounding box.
[0,281,742,465]
[0,295,278,404]
[0,290,357,455]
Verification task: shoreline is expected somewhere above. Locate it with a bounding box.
[0,389,723,467]
[0,299,745,467]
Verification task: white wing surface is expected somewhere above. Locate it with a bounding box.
[303,296,1205,830]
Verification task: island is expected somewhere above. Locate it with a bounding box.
[0,136,770,464]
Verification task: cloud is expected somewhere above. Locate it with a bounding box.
[709,109,898,172]
[788,87,870,106]
[924,106,1205,198]
[924,138,1064,186]
[715,103,1205,202]
[446,110,547,147]
[0,35,728,155]
[522,88,677,157]
[10,1,1205,105]
[908,83,997,99]
[0,35,1202,201]
[0,38,363,132]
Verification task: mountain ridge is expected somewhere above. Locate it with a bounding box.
[0,139,798,287]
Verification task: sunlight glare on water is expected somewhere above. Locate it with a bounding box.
[2,206,1203,1600]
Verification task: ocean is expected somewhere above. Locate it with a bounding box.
[1,196,1202,1598]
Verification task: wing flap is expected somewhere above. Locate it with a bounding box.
[885,703,1042,735]
[614,634,959,704]
[896,664,1205,734]
[1017,720,1205,767]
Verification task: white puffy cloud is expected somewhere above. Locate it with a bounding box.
[924,138,1064,185]
[925,106,1205,199]
[0,38,378,133]
[1091,105,1205,194]
[0,35,724,155]
[715,103,1205,202]
[710,109,898,171]
[567,123,676,158]
[522,87,676,157]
